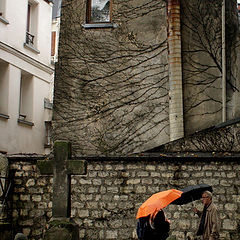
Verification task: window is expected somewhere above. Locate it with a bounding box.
[25,1,38,48]
[0,0,8,24]
[87,0,112,23]
[0,60,9,119]
[18,71,34,126]
[0,0,6,18]
[51,31,56,62]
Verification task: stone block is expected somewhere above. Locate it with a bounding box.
[67,160,87,175]
[142,178,153,185]
[107,186,118,193]
[92,178,102,186]
[37,161,53,175]
[224,203,237,211]
[106,230,118,239]
[151,172,161,177]
[146,165,156,171]
[137,171,149,177]
[222,219,237,230]
[32,195,41,202]
[26,179,35,187]
[126,179,140,185]
[20,195,30,201]
[136,186,146,193]
[105,164,113,170]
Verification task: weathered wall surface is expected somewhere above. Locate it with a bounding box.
[152,120,240,153]
[8,157,240,240]
[10,160,53,238]
[181,0,240,134]
[53,0,170,156]
[53,0,240,156]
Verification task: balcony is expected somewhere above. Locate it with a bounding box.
[24,32,40,54]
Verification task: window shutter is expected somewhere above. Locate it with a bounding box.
[51,31,56,56]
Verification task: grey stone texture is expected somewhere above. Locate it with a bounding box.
[53,0,170,156]
[152,121,240,153]
[8,156,240,240]
[53,0,240,156]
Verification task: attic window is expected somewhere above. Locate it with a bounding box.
[87,0,112,23]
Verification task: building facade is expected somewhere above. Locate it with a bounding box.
[53,0,240,156]
[0,0,54,154]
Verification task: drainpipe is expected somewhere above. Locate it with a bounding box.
[167,0,184,141]
[222,0,226,122]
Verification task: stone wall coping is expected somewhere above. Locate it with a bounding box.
[5,152,240,163]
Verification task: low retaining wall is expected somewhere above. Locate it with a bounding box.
[8,156,240,240]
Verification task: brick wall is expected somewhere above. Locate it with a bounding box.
[9,157,240,240]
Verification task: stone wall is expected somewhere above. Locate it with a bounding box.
[10,159,53,239]
[8,157,240,240]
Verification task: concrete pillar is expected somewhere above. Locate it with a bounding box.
[167,0,184,141]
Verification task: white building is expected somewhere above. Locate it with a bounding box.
[0,0,54,155]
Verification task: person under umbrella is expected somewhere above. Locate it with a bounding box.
[137,209,170,240]
[149,210,170,240]
[136,189,182,240]
[193,191,220,240]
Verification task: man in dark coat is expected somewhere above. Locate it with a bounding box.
[193,191,220,240]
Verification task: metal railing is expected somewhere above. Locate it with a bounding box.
[0,174,13,223]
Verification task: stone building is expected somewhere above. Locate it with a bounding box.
[53,0,240,156]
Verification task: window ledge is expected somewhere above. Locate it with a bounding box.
[0,113,9,120]
[24,43,40,54]
[0,16,9,25]
[18,118,34,127]
[82,23,118,29]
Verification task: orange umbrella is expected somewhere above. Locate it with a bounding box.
[136,189,183,219]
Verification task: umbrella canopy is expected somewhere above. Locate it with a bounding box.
[136,189,182,219]
[171,183,213,205]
